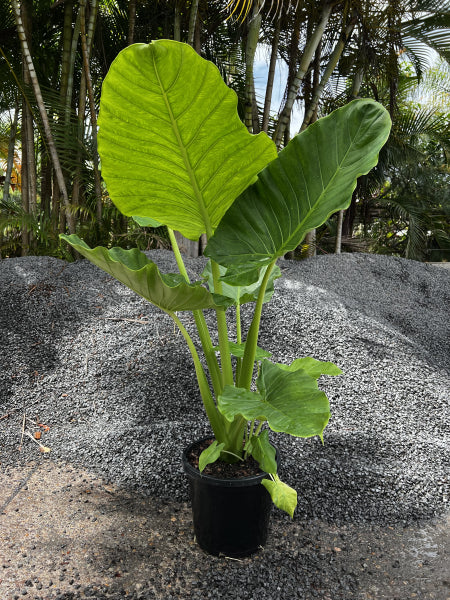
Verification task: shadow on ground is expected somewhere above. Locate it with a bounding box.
[1,461,449,600]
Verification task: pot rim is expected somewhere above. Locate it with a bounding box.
[182,436,279,487]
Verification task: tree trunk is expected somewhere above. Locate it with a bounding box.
[194,12,201,54]
[175,0,203,256]
[337,67,364,250]
[73,0,99,229]
[19,0,34,255]
[262,18,280,133]
[273,1,333,148]
[21,96,30,255]
[300,18,356,131]
[252,78,260,133]
[80,0,102,225]
[350,66,364,99]
[188,0,200,47]
[72,5,86,215]
[174,231,201,258]
[335,209,343,253]
[23,98,36,214]
[342,189,357,237]
[244,0,263,132]
[305,230,316,257]
[61,1,73,100]
[12,0,75,234]
[64,8,81,132]
[40,147,52,220]
[174,0,181,41]
[3,102,19,203]
[127,0,136,45]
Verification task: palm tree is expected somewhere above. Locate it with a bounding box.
[324,65,449,259]
[12,0,75,235]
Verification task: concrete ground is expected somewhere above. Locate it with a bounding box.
[1,459,449,600]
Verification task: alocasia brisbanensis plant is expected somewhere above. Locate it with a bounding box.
[61,39,391,517]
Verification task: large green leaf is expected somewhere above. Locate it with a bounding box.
[98,40,277,240]
[217,360,330,438]
[205,99,391,267]
[60,234,229,313]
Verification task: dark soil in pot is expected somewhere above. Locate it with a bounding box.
[183,437,277,558]
[186,438,263,479]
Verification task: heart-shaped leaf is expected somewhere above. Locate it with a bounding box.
[217,360,330,438]
[61,234,230,313]
[205,99,391,267]
[98,40,277,240]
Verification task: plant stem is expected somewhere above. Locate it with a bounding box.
[235,302,242,383]
[254,421,263,437]
[238,261,276,390]
[170,311,225,440]
[221,450,244,462]
[210,260,233,387]
[168,227,189,279]
[168,228,223,397]
[236,302,242,345]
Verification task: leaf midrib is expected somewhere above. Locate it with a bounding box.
[152,50,213,237]
[274,118,366,258]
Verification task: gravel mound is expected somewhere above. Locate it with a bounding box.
[1,251,449,527]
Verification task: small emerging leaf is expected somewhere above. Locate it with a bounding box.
[262,475,297,518]
[213,342,271,361]
[132,216,163,227]
[202,262,281,306]
[199,441,225,472]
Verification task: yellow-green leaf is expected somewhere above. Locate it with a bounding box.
[98,40,277,240]
[262,475,297,518]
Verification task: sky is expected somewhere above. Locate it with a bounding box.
[253,44,304,135]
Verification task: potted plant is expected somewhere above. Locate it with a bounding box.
[61,40,391,557]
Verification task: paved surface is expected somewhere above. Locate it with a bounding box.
[1,459,449,600]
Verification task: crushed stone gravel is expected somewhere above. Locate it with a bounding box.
[0,251,449,599]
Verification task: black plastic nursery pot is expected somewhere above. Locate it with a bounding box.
[182,437,278,558]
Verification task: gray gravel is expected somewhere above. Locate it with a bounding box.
[0,251,449,599]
